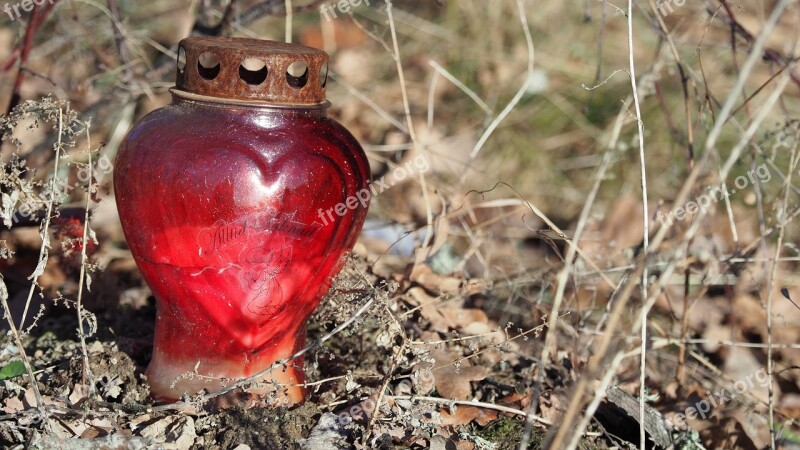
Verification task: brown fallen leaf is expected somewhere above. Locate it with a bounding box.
[455,440,476,450]
[22,388,63,409]
[410,287,491,334]
[411,265,462,294]
[578,195,644,270]
[439,405,498,426]
[699,416,758,450]
[2,396,23,414]
[500,393,529,407]
[428,347,489,401]
[68,384,88,406]
[79,427,104,439]
[138,415,197,450]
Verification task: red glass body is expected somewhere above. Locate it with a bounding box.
[114,96,369,402]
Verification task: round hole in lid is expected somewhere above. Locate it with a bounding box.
[197,52,221,80]
[319,63,329,88]
[239,57,268,85]
[286,61,309,89]
[177,46,187,73]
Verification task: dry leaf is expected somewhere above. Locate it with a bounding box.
[2,396,23,414]
[68,384,87,406]
[428,348,489,400]
[411,287,491,334]
[139,415,196,450]
[22,389,62,409]
[439,405,498,426]
[411,265,462,294]
[699,416,759,450]
[455,440,476,450]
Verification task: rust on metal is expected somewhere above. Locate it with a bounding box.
[175,36,329,106]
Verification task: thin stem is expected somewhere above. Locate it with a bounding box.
[520,118,618,449]
[626,0,650,446]
[428,60,493,115]
[20,109,63,329]
[764,129,800,450]
[76,123,95,397]
[388,395,552,426]
[384,0,434,252]
[284,0,293,43]
[460,0,535,183]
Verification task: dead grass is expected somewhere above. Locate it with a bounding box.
[0,0,799,449]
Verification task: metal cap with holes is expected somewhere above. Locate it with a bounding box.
[174,36,329,106]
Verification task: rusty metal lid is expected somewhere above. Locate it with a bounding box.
[174,36,329,106]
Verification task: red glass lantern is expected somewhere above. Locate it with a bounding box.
[114,37,370,404]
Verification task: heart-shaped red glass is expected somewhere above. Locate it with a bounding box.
[114,37,370,403]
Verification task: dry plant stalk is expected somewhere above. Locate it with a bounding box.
[552,1,796,449]
[0,96,98,428]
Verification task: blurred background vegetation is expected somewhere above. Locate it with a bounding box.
[1,0,800,448]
